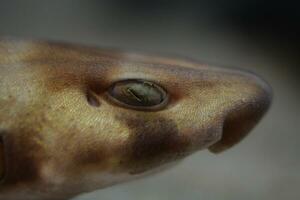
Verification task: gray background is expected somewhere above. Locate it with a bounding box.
[0,1,299,199]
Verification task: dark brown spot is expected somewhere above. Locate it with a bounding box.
[0,129,46,186]
[209,99,268,153]
[117,114,189,174]
[56,129,108,171]
[75,148,106,166]
[72,139,107,167]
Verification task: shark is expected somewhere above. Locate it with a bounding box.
[0,38,272,200]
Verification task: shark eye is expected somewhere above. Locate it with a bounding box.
[107,79,168,110]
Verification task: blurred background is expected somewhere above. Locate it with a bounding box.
[0,0,299,199]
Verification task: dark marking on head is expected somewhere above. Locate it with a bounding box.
[53,128,110,174]
[71,138,108,168]
[0,129,46,187]
[117,114,189,174]
[209,93,270,153]
[16,41,117,95]
[74,147,106,167]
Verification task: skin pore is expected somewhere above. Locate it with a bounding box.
[0,39,272,200]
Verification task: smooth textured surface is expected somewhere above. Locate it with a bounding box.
[0,39,271,200]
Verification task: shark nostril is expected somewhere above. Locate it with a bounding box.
[209,102,266,153]
[209,72,272,153]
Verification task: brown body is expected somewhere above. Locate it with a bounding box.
[0,39,272,200]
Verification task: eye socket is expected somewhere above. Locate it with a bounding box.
[107,79,168,110]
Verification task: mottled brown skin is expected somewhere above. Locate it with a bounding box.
[0,38,272,200]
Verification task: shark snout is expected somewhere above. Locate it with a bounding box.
[206,69,272,153]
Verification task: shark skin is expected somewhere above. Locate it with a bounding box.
[0,38,272,200]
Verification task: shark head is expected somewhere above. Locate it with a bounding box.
[0,39,272,200]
